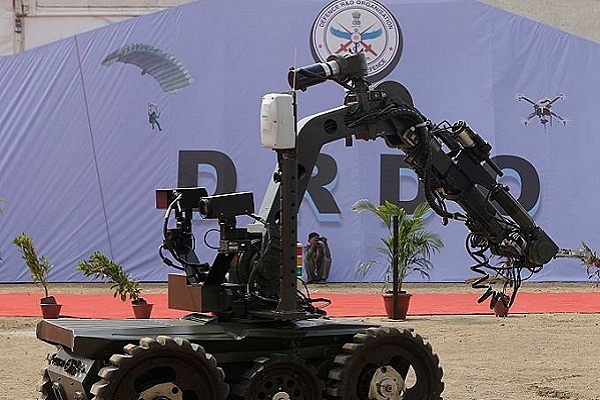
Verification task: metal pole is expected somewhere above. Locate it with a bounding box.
[276,91,300,314]
[277,149,299,312]
[392,215,399,320]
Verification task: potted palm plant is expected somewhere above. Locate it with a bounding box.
[12,233,62,318]
[77,251,153,318]
[352,200,444,319]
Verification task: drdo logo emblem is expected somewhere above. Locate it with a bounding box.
[310,0,403,82]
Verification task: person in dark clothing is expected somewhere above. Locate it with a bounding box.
[148,102,162,131]
[304,232,332,284]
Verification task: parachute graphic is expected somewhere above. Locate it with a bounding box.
[101,44,194,93]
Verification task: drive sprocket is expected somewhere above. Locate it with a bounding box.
[327,327,444,400]
[231,355,324,399]
[90,335,229,400]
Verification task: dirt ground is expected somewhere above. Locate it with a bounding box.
[1,282,599,400]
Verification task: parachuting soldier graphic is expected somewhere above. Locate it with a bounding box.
[101,43,194,92]
[101,43,195,132]
[148,102,162,131]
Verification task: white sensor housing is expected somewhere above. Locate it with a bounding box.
[260,93,295,149]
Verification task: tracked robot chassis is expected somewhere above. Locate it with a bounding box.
[37,318,443,400]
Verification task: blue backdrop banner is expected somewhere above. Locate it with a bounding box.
[1,0,598,283]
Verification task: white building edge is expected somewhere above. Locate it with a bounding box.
[0,0,194,56]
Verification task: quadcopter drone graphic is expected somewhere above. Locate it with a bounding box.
[518,93,566,131]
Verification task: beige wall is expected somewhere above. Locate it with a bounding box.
[480,0,600,43]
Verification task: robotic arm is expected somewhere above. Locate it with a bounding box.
[284,53,560,307]
[159,53,562,315]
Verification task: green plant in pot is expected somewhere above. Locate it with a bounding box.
[352,200,444,319]
[12,233,62,318]
[77,251,153,318]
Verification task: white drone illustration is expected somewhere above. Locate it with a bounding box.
[517,93,567,132]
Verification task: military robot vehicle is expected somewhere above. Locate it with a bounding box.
[35,53,560,400]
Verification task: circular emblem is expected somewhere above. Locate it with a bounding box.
[310,0,403,82]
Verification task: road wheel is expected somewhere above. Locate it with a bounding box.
[90,335,228,400]
[231,355,324,399]
[327,327,444,400]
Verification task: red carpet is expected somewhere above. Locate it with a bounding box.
[2,291,600,319]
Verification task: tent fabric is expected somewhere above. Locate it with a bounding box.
[0,0,599,283]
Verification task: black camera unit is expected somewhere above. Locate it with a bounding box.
[156,188,259,281]
[199,192,256,254]
[155,187,208,210]
[199,192,254,219]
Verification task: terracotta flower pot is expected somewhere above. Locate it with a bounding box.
[494,300,509,317]
[382,292,412,320]
[493,293,510,317]
[132,301,153,319]
[40,296,61,319]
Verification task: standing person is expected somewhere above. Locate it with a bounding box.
[304,232,332,284]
